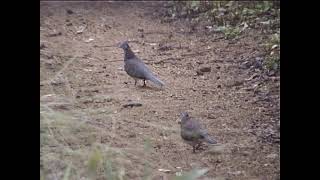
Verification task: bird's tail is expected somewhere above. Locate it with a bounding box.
[147,74,165,87]
[204,135,218,144]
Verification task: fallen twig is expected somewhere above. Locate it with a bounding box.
[122,102,142,108]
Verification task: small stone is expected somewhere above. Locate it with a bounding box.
[207,113,216,119]
[48,32,62,37]
[159,132,165,136]
[104,24,112,30]
[230,171,242,175]
[241,151,251,156]
[199,66,211,72]
[106,97,113,102]
[225,80,244,87]
[128,133,136,138]
[40,43,46,49]
[51,80,64,86]
[53,104,71,110]
[66,9,73,14]
[66,22,73,26]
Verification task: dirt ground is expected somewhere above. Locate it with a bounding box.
[40,2,280,180]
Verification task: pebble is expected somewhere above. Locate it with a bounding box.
[199,66,211,72]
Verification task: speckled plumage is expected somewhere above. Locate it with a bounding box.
[180,112,217,153]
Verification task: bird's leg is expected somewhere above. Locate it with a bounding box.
[197,143,206,150]
[143,79,146,87]
[195,143,202,150]
[192,146,196,153]
[134,79,137,86]
[195,144,200,150]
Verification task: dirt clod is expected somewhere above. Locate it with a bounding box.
[48,32,62,37]
[40,43,46,49]
[66,9,74,14]
[199,66,211,73]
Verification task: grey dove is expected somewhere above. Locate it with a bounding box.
[118,41,164,87]
[179,112,217,153]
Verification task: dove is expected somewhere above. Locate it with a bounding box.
[118,41,164,87]
[179,112,217,153]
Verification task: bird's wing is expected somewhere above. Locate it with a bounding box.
[181,119,202,140]
[125,57,152,79]
[199,128,209,138]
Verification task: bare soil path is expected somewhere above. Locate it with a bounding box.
[40,2,279,180]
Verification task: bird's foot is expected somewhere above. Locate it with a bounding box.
[195,143,206,151]
[142,84,147,88]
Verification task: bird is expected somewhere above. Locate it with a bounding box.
[118,41,165,87]
[179,112,217,153]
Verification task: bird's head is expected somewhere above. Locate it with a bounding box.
[118,41,130,50]
[178,112,189,124]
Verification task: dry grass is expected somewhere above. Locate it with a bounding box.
[40,95,207,180]
[40,94,123,179]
